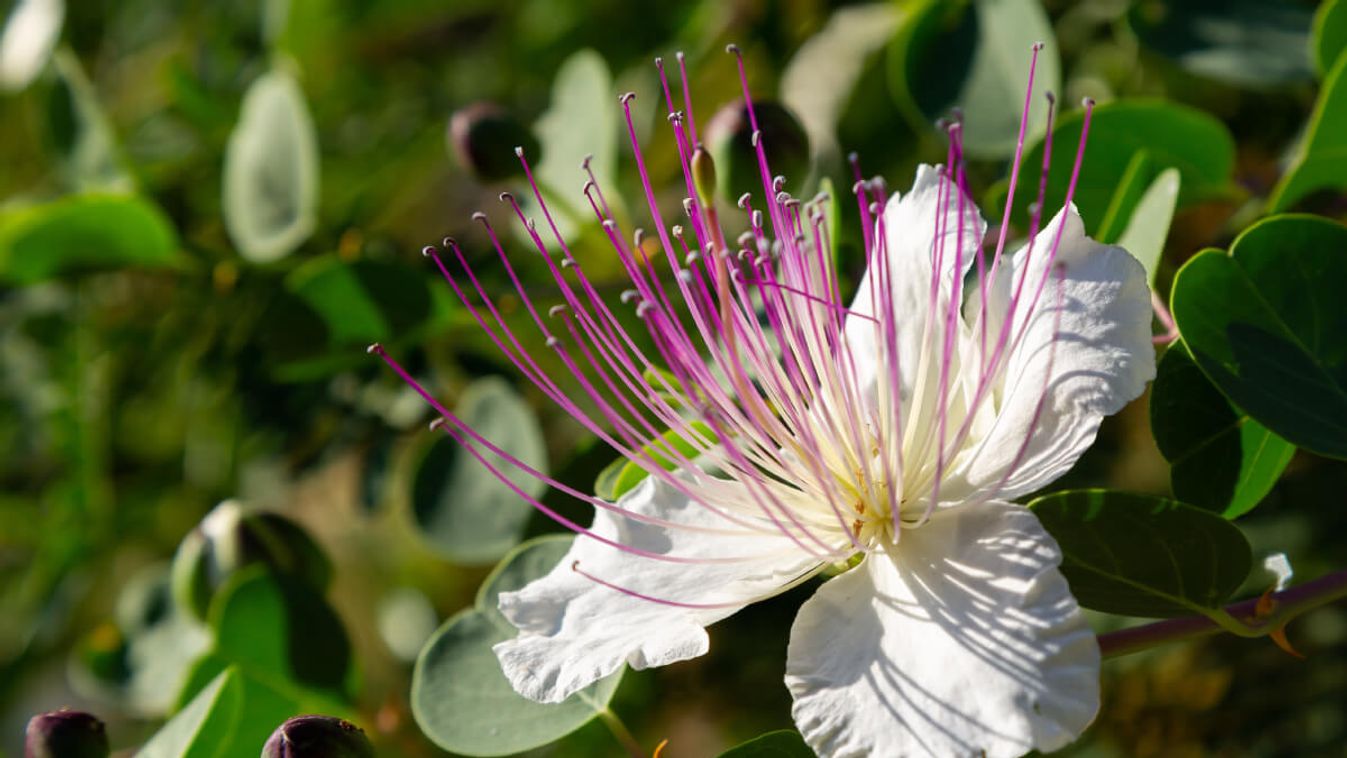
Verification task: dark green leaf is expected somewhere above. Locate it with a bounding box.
[286,257,433,346]
[1313,0,1347,77]
[1268,53,1347,212]
[1003,100,1234,236]
[0,194,180,284]
[888,0,1059,158]
[411,536,621,757]
[1030,490,1253,617]
[208,571,352,696]
[718,730,814,757]
[1171,215,1347,459]
[1151,343,1295,518]
[1129,0,1314,87]
[412,377,547,564]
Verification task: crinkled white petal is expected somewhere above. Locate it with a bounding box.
[845,164,988,397]
[786,501,1099,758]
[493,475,823,704]
[952,204,1154,500]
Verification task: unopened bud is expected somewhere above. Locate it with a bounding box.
[171,501,332,622]
[25,710,109,758]
[691,147,717,208]
[262,715,375,758]
[447,102,541,183]
[705,100,810,205]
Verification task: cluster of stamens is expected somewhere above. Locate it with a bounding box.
[370,43,1098,606]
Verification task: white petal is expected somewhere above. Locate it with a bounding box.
[954,204,1154,500]
[0,0,63,92]
[845,164,988,397]
[493,476,821,703]
[786,501,1099,758]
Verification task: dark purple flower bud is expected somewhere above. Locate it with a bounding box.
[448,101,541,183]
[171,501,332,622]
[25,710,109,758]
[262,715,375,758]
[705,99,809,206]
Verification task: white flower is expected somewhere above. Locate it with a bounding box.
[374,48,1155,758]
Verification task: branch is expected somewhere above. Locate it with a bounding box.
[1098,570,1347,659]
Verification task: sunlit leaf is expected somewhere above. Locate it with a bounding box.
[0,194,180,284]
[533,49,615,225]
[1002,100,1234,236]
[139,668,242,758]
[411,536,622,757]
[223,68,319,263]
[593,421,716,501]
[1129,0,1314,87]
[1030,490,1253,618]
[1267,53,1347,212]
[412,377,547,564]
[1150,343,1295,518]
[887,0,1060,158]
[0,0,63,92]
[782,4,901,160]
[1171,215,1347,459]
[1114,167,1180,284]
[718,730,814,757]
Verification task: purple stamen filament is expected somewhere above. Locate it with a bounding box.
[375,44,1098,606]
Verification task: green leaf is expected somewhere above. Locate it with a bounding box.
[0,194,180,284]
[286,257,432,346]
[781,4,902,159]
[593,420,716,501]
[47,49,133,192]
[1004,100,1234,236]
[166,660,328,757]
[1268,52,1347,212]
[1030,490,1253,618]
[1150,343,1295,518]
[1171,215,1347,459]
[411,536,622,757]
[209,571,351,695]
[139,668,242,758]
[887,0,1060,158]
[532,49,615,228]
[1313,0,1347,77]
[1115,167,1181,285]
[412,377,548,564]
[1128,0,1314,87]
[223,68,320,263]
[718,730,814,757]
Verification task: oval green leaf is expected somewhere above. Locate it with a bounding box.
[1030,490,1253,618]
[888,0,1059,158]
[411,536,622,757]
[0,194,180,284]
[139,667,242,758]
[533,49,615,227]
[412,377,547,564]
[1171,215,1347,459]
[1114,167,1180,285]
[223,68,320,263]
[593,420,716,501]
[718,730,814,757]
[1268,52,1347,212]
[1150,343,1295,518]
[1004,100,1234,236]
[208,570,352,696]
[1129,0,1314,87]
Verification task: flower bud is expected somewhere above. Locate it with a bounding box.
[171,501,332,622]
[448,101,541,182]
[690,147,717,209]
[25,710,109,758]
[262,715,375,758]
[705,99,810,206]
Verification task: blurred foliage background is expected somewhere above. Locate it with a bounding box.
[2,0,1346,755]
